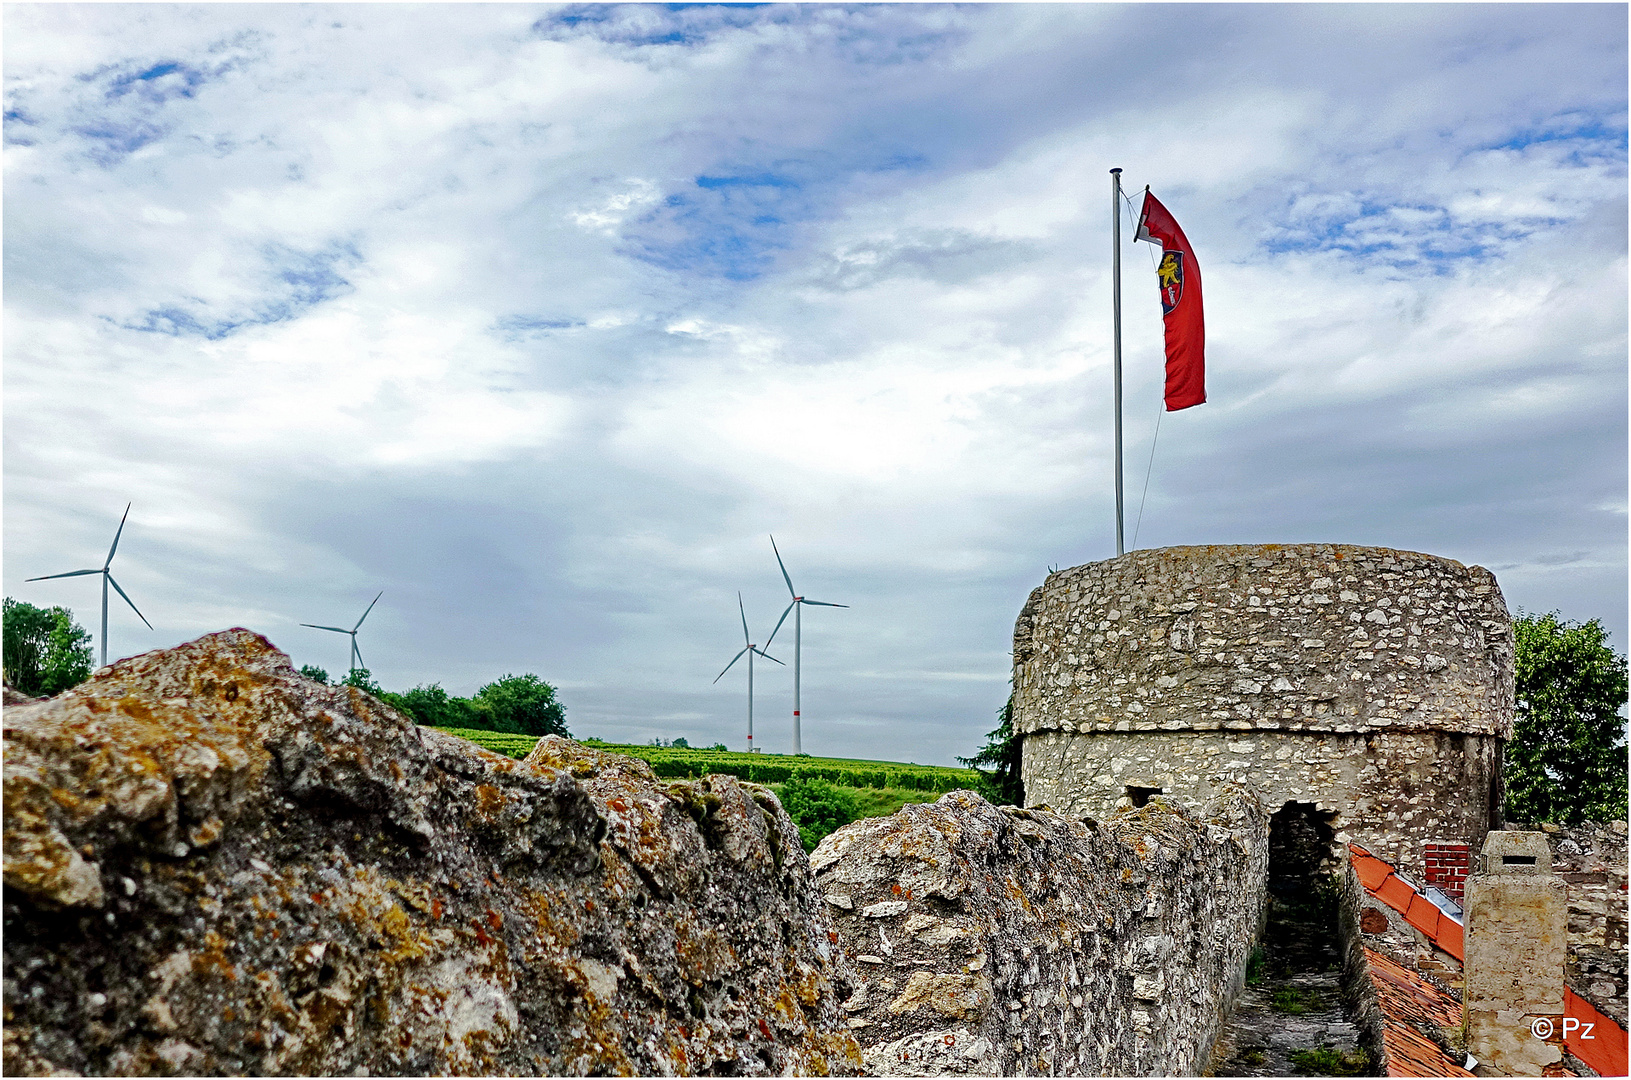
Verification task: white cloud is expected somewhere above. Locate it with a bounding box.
[5,4,1624,761]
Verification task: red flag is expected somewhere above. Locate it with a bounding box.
[1135,191,1205,410]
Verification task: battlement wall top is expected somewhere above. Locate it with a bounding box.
[1012,543,1514,738]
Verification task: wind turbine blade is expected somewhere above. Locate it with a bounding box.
[106,574,153,630]
[352,639,366,672]
[738,592,751,647]
[770,535,796,598]
[26,569,102,581]
[765,600,795,648]
[301,623,352,634]
[714,647,749,683]
[105,503,132,568]
[753,647,785,667]
[353,590,383,631]
[800,599,849,608]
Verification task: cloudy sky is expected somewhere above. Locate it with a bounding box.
[5,4,1626,764]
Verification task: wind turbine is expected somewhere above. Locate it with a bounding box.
[26,502,153,668]
[713,592,783,752]
[301,591,382,675]
[763,536,848,756]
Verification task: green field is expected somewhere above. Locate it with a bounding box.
[429,728,983,794]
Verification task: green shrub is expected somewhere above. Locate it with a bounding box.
[773,777,861,852]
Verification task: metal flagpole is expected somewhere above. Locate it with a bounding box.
[1111,168,1125,557]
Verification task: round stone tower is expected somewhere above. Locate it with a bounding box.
[1012,544,1514,877]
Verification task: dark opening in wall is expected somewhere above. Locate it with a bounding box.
[1267,801,1339,899]
[1126,785,1163,808]
[1261,801,1343,976]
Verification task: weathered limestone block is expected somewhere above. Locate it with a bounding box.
[811,787,1268,1076]
[2,630,862,1076]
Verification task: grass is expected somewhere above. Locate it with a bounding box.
[430,728,986,794]
[1244,945,1267,988]
[850,786,942,819]
[430,728,981,840]
[1288,1047,1369,1076]
[1270,986,1328,1015]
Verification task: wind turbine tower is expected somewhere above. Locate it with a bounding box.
[714,593,783,752]
[301,591,383,675]
[26,503,153,668]
[764,536,847,756]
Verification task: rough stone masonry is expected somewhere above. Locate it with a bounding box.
[812,786,1269,1076]
[1014,544,1514,878]
[2,630,862,1076]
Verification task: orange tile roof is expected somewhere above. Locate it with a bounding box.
[1434,919,1463,961]
[1349,843,1463,962]
[1565,987,1629,1078]
[1404,894,1444,939]
[1366,947,1472,1078]
[1367,947,1465,1032]
[1355,847,1393,891]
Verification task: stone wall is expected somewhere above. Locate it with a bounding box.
[3,631,862,1076]
[1023,728,1502,877]
[809,787,1269,1076]
[1537,822,1630,1028]
[1014,544,1514,880]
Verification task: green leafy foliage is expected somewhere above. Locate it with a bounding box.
[3,598,94,698]
[327,670,569,739]
[473,673,569,737]
[1506,612,1629,825]
[386,683,474,729]
[298,664,331,684]
[1288,1047,1369,1076]
[958,692,1023,805]
[773,777,860,851]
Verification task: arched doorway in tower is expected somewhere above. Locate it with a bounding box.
[1264,800,1342,974]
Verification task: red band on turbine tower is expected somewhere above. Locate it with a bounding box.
[1135,191,1205,411]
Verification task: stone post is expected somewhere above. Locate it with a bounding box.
[1463,831,1566,1075]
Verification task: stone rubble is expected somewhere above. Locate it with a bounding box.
[812,786,1269,1076]
[2,630,862,1076]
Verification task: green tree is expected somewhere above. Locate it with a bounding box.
[3,598,94,698]
[774,776,861,852]
[340,667,383,695]
[473,673,569,737]
[1505,612,1629,826]
[393,683,480,729]
[298,664,331,684]
[959,692,1024,806]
